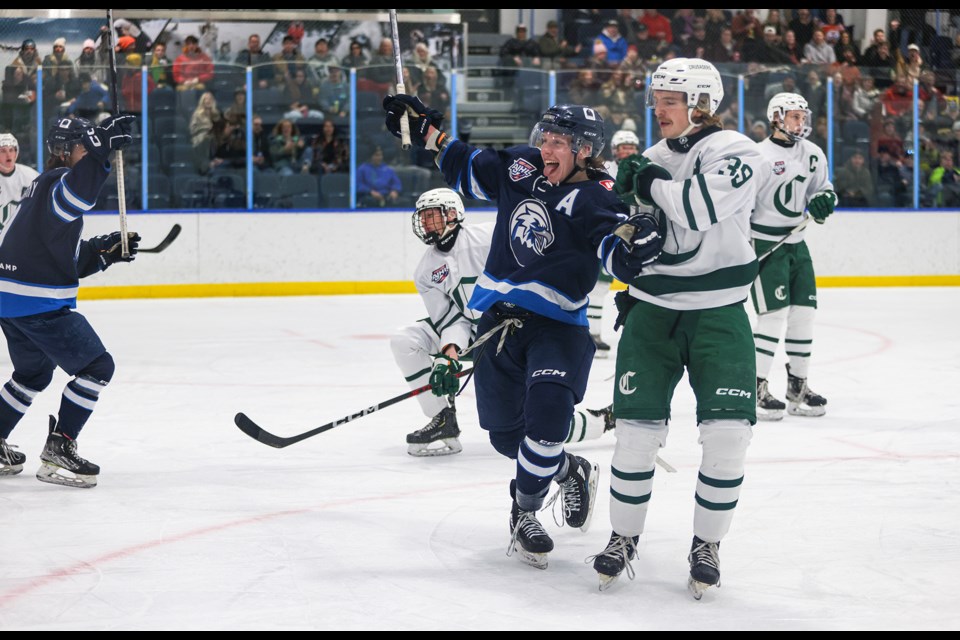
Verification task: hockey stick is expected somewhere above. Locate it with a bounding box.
[235,367,474,448]
[139,224,181,253]
[757,218,810,262]
[106,8,131,258]
[389,9,411,150]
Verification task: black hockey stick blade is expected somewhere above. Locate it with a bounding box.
[234,366,474,448]
[140,224,182,253]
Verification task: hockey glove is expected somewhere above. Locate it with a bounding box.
[88,231,140,269]
[383,94,448,151]
[612,211,662,272]
[615,154,672,207]
[82,114,136,163]
[428,354,462,397]
[808,190,837,224]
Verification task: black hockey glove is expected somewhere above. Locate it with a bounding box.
[383,94,447,151]
[83,113,136,163]
[808,190,837,224]
[88,231,140,269]
[615,154,672,207]
[429,354,462,397]
[612,212,662,271]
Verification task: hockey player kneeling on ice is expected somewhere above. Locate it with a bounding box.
[750,92,832,420]
[392,188,615,457]
[0,114,138,487]
[384,92,661,571]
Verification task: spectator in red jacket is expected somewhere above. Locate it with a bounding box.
[638,9,673,45]
[173,35,214,91]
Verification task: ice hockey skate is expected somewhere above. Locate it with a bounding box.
[36,416,100,488]
[406,405,462,456]
[756,377,785,421]
[587,404,616,433]
[506,480,553,569]
[588,531,638,591]
[687,535,721,600]
[544,452,599,532]
[785,364,827,417]
[591,333,611,358]
[1,437,26,476]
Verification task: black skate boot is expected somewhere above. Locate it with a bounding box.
[545,452,599,532]
[687,535,721,600]
[405,405,461,456]
[1,437,26,476]
[506,480,554,569]
[587,404,616,433]
[591,333,611,359]
[785,364,827,417]
[37,416,100,488]
[756,377,786,422]
[588,531,639,591]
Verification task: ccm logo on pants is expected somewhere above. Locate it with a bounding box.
[716,388,752,398]
[532,369,567,378]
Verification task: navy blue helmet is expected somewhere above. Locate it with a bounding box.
[46,117,92,156]
[529,104,605,159]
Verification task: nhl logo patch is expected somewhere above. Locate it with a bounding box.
[599,179,615,191]
[508,158,537,182]
[773,161,786,175]
[431,264,450,283]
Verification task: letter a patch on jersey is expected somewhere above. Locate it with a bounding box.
[431,264,450,283]
[508,158,536,182]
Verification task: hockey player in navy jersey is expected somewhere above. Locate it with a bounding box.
[384,96,662,569]
[0,114,137,487]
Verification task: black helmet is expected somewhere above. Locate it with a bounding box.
[46,117,92,156]
[529,104,605,159]
[21,38,36,51]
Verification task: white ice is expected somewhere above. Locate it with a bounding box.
[1,287,959,630]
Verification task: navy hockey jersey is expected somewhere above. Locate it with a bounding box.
[0,155,110,318]
[437,141,629,325]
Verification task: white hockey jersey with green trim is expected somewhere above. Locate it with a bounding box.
[628,129,766,310]
[751,137,832,243]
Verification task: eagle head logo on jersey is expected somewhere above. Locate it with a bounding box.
[508,158,537,182]
[509,199,555,266]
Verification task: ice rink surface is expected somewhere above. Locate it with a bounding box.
[1,287,958,630]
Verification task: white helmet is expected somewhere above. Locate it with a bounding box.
[610,129,640,149]
[645,57,724,136]
[412,187,465,245]
[0,132,18,151]
[766,92,812,141]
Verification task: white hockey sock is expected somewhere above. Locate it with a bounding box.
[754,307,787,380]
[694,420,752,542]
[587,278,611,336]
[785,305,816,379]
[566,409,606,442]
[609,419,668,537]
[391,322,448,418]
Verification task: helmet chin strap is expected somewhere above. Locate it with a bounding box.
[676,108,701,138]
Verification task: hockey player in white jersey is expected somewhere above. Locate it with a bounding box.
[392,188,614,457]
[588,58,763,599]
[750,93,834,420]
[603,129,640,179]
[0,133,40,233]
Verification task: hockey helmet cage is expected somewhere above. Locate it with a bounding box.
[413,187,465,245]
[530,104,605,159]
[767,92,812,141]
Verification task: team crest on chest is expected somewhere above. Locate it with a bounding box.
[773,161,786,175]
[431,264,450,283]
[509,199,554,266]
[508,158,537,182]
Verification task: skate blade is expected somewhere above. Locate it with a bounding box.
[513,547,548,570]
[580,463,600,533]
[406,438,463,457]
[36,462,97,488]
[756,409,784,422]
[687,577,718,600]
[787,403,825,417]
[1,464,24,476]
[593,351,609,359]
[598,573,620,592]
